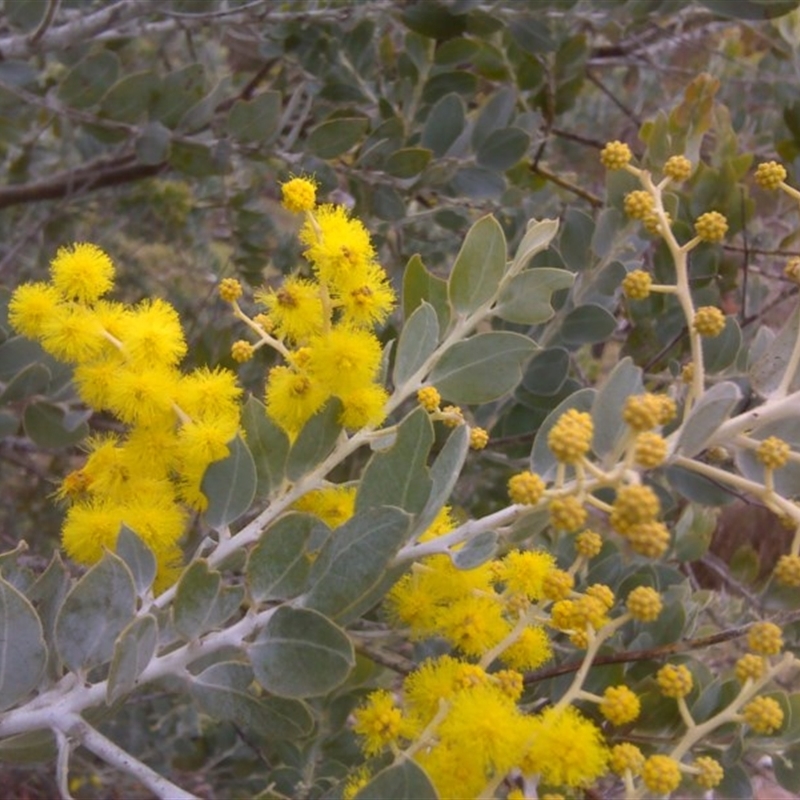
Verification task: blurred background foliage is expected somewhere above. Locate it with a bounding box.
[3,0,800,795]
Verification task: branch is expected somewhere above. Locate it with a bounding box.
[0,0,161,60]
[529,163,603,208]
[0,155,166,210]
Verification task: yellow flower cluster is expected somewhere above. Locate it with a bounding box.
[626,586,663,621]
[656,663,693,698]
[742,696,784,734]
[600,140,632,170]
[633,431,668,468]
[747,621,783,656]
[754,160,787,190]
[775,553,800,586]
[663,155,692,182]
[609,742,644,775]
[735,653,766,683]
[599,684,640,725]
[547,408,593,463]
[609,484,670,557]
[226,178,395,438]
[642,754,682,794]
[621,269,652,300]
[694,211,728,243]
[756,436,791,470]
[622,393,674,431]
[692,305,726,337]
[693,756,724,789]
[623,190,654,220]
[10,244,242,590]
[548,495,587,532]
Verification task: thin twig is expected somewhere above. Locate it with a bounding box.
[29,0,61,46]
[530,163,603,207]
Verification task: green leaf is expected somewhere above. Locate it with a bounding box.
[702,316,742,374]
[303,507,411,622]
[384,147,432,178]
[135,121,171,165]
[510,218,560,273]
[357,407,433,515]
[58,51,120,108]
[201,435,256,530]
[495,268,574,325]
[169,140,222,176]
[558,208,595,272]
[106,614,158,705]
[354,759,438,800]
[451,165,505,199]
[673,504,717,561]
[26,553,69,680]
[430,332,536,404]
[422,70,478,104]
[414,424,470,538]
[191,662,314,739]
[734,418,800,498]
[99,71,159,123]
[675,381,741,458]
[0,729,56,764]
[591,357,644,459]
[151,64,206,128]
[227,91,282,143]
[23,401,89,448]
[522,348,570,396]
[420,93,465,157]
[476,127,530,171]
[508,17,558,54]
[246,513,319,602]
[472,86,517,150]
[394,302,440,387]
[775,743,800,793]
[448,215,507,315]
[372,183,406,221]
[250,606,354,698]
[55,552,136,673]
[0,578,46,712]
[286,399,343,482]
[750,306,800,397]
[0,362,50,403]
[309,117,369,158]
[402,254,450,333]
[115,525,156,597]
[531,388,596,480]
[173,559,242,641]
[241,395,290,499]
[561,304,616,345]
[665,465,737,505]
[698,0,797,19]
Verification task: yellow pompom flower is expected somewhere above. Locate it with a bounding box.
[508,471,545,506]
[442,404,464,427]
[342,766,371,800]
[352,690,403,755]
[642,755,681,794]
[49,242,115,304]
[633,431,668,468]
[600,685,641,725]
[176,366,242,428]
[575,529,603,558]
[693,306,726,337]
[747,621,783,656]
[735,653,766,684]
[586,583,614,609]
[623,190,654,220]
[293,485,356,528]
[437,594,510,657]
[549,495,587,531]
[231,339,254,362]
[609,484,660,534]
[754,160,787,190]
[600,140,632,170]
[500,625,553,671]
[218,277,243,303]
[775,554,800,586]
[742,696,784,734]
[626,586,662,621]
[338,383,388,430]
[39,305,108,364]
[417,386,441,412]
[265,365,330,438]
[694,211,728,243]
[621,269,652,300]
[281,176,317,213]
[609,742,644,776]
[256,277,325,344]
[307,327,383,395]
[656,663,693,698]
[547,408,593,463]
[469,426,489,450]
[693,756,724,789]
[338,264,396,328]
[664,155,692,182]
[120,298,188,367]
[8,282,63,339]
[756,437,791,470]
[627,520,671,558]
[521,706,609,787]
[106,365,179,427]
[499,549,555,599]
[542,568,574,601]
[622,393,663,431]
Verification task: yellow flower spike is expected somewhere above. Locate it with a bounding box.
[664,154,692,182]
[600,140,632,170]
[642,755,682,794]
[747,621,783,656]
[626,586,662,621]
[754,160,787,190]
[49,242,115,304]
[693,305,726,337]
[694,211,729,243]
[609,742,645,776]
[621,269,652,300]
[656,663,693,698]
[280,175,317,213]
[599,685,641,725]
[508,470,545,506]
[775,554,800,586]
[218,277,243,303]
[742,696,784,734]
